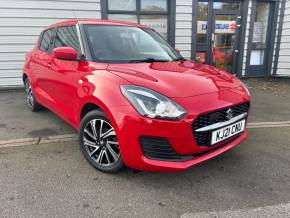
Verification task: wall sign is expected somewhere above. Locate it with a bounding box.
[198,21,236,34]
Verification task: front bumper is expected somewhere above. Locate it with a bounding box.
[108,88,250,172]
[142,131,248,172]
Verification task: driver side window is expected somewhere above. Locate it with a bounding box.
[54,25,81,54]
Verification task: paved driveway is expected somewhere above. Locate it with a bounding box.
[0,79,290,217]
[1,127,290,217]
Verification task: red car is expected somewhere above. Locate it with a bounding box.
[22,19,250,173]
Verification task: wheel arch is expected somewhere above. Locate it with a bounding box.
[78,97,117,131]
[80,102,102,120]
[22,73,28,83]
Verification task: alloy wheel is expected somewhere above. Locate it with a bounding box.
[83,119,120,167]
[25,79,34,108]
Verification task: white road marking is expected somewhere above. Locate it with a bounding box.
[0,121,290,149]
[181,202,290,218]
[0,134,77,149]
[247,121,290,129]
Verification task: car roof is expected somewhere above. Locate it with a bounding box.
[46,19,147,29]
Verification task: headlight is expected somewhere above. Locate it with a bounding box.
[121,85,187,120]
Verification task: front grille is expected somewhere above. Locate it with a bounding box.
[140,137,192,161]
[192,102,250,146]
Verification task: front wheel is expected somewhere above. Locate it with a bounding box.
[79,110,123,173]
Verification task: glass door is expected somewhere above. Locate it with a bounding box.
[211,14,239,73]
[247,2,272,76]
[195,1,241,74]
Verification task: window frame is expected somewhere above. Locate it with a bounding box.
[38,27,56,54]
[101,0,176,47]
[245,0,279,78]
[54,25,82,55]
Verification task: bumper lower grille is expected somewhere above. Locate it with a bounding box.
[140,137,192,161]
[192,102,250,146]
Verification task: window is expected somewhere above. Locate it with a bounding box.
[213,2,239,10]
[108,0,136,11]
[139,15,167,39]
[54,26,80,53]
[196,1,208,62]
[141,0,167,12]
[84,25,179,63]
[250,2,270,65]
[106,0,170,41]
[197,1,208,44]
[108,14,138,23]
[39,28,56,53]
[196,52,206,63]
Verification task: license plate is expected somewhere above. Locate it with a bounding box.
[211,120,245,145]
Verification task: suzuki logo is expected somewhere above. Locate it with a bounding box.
[226,108,234,120]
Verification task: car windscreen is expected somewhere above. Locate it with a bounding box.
[84,25,182,63]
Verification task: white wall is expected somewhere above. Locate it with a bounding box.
[276,0,290,76]
[0,0,101,87]
[242,0,252,76]
[175,0,192,59]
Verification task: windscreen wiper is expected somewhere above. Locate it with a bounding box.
[128,58,171,63]
[173,56,187,61]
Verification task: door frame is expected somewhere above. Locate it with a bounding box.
[192,0,246,76]
[210,10,241,73]
[245,0,280,77]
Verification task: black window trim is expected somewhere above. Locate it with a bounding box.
[38,27,56,54]
[106,0,169,15]
[53,24,88,61]
[54,25,80,53]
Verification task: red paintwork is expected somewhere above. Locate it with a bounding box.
[53,47,78,61]
[23,19,250,172]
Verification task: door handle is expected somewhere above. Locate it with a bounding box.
[47,63,52,68]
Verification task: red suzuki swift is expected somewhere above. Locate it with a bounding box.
[23,19,250,173]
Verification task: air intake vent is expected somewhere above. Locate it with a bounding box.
[140,137,192,161]
[192,102,250,146]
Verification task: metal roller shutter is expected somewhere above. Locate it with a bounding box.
[0,0,101,87]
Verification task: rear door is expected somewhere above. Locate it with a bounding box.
[30,28,56,107]
[49,25,82,125]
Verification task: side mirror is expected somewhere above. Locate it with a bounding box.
[175,48,180,54]
[53,47,78,61]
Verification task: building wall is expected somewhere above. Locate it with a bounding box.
[276,0,290,76]
[272,0,283,75]
[175,0,192,59]
[242,0,253,76]
[0,0,101,87]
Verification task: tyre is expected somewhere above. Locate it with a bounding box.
[79,110,123,173]
[24,77,43,112]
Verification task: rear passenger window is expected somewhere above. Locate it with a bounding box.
[39,28,56,53]
[54,26,80,53]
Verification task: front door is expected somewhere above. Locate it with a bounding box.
[196,1,241,74]
[49,25,82,125]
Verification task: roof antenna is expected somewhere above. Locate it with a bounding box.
[72,10,78,20]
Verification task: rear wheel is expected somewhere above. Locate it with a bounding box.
[24,78,43,112]
[79,110,123,173]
